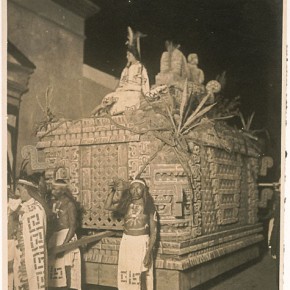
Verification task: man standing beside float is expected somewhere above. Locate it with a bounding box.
[13,176,48,290]
[105,178,158,290]
[48,179,81,290]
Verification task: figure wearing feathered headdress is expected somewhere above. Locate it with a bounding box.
[91,26,150,117]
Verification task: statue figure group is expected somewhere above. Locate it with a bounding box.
[156,40,204,87]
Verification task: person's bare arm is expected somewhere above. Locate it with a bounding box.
[143,211,157,268]
[104,187,119,211]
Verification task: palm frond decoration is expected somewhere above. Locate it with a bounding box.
[247,112,255,131]
[155,80,222,159]
[209,95,240,118]
[239,111,255,131]
[177,79,188,133]
[105,78,234,187]
[34,86,58,135]
[239,112,259,140]
[216,71,227,90]
[181,95,216,133]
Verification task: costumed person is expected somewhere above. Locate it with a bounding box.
[269,181,281,286]
[187,53,205,96]
[48,179,81,290]
[187,53,204,85]
[30,171,50,201]
[105,178,157,290]
[7,186,21,290]
[91,27,150,116]
[13,176,48,290]
[155,39,188,85]
[30,171,55,239]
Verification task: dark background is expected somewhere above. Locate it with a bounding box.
[84,0,283,180]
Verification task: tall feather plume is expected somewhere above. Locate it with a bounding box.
[19,159,29,179]
[126,26,134,47]
[126,26,147,58]
[135,31,147,58]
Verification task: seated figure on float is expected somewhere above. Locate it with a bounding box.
[91,46,150,116]
[187,53,204,85]
[155,40,188,86]
[187,53,206,95]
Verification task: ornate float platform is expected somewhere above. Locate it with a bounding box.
[31,109,266,289]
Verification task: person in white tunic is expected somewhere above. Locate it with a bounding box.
[8,187,21,290]
[91,47,150,116]
[105,178,157,290]
[13,177,48,290]
[48,179,81,290]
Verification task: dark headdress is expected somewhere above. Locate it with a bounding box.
[18,159,29,181]
[51,179,78,204]
[51,178,82,228]
[114,177,156,217]
[18,159,38,190]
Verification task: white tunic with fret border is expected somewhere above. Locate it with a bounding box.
[48,228,81,290]
[118,233,153,290]
[13,198,47,290]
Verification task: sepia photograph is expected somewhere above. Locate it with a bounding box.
[4,0,284,289]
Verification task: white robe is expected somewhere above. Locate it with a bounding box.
[48,228,81,290]
[118,234,153,290]
[13,198,47,290]
[102,62,150,115]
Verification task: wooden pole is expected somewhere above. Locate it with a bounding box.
[258,182,280,187]
[49,230,115,254]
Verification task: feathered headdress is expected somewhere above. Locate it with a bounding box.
[126,26,147,59]
[17,160,41,189]
[18,159,29,180]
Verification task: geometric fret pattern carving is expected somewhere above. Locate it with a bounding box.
[128,141,153,181]
[258,188,274,208]
[206,148,242,226]
[21,145,48,170]
[44,146,80,198]
[189,144,202,238]
[247,157,259,224]
[81,144,128,229]
[35,116,264,275]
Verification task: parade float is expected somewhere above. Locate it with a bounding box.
[21,39,274,290]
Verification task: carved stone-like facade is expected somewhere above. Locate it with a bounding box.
[33,114,263,289]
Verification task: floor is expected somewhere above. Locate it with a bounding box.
[193,253,279,290]
[85,252,279,290]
